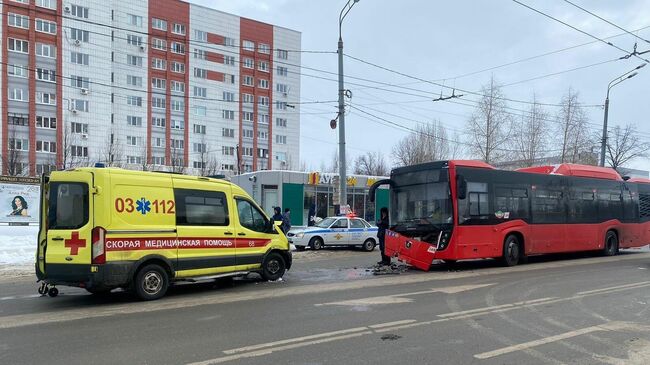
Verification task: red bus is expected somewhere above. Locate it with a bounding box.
[369,160,650,271]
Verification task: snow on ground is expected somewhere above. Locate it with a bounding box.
[0,225,37,265]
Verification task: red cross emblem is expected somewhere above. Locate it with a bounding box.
[64,232,86,256]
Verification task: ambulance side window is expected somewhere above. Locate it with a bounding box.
[48,183,89,229]
[175,189,229,226]
[236,199,268,233]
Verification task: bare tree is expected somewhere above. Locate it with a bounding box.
[556,88,596,164]
[466,76,512,163]
[139,146,151,171]
[169,144,186,174]
[3,128,26,176]
[353,151,388,176]
[59,122,80,170]
[101,127,123,167]
[392,121,450,166]
[195,140,219,176]
[513,96,550,167]
[606,123,650,171]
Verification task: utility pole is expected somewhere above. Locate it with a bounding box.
[337,0,360,213]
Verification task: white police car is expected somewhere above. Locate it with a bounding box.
[287,216,379,251]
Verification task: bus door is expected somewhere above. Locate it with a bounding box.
[530,187,567,253]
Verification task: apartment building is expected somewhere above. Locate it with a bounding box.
[1,0,301,177]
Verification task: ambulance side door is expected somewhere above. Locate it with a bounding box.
[234,197,275,268]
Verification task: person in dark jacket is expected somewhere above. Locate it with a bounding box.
[307,204,316,226]
[377,207,390,265]
[282,208,292,233]
[272,207,283,225]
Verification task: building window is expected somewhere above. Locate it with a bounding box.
[70,75,89,89]
[194,68,207,78]
[193,143,206,153]
[9,88,27,102]
[127,96,143,107]
[194,49,207,60]
[126,54,143,67]
[242,147,253,157]
[152,117,166,128]
[223,74,235,84]
[222,128,234,138]
[173,23,186,35]
[242,94,254,104]
[171,81,185,93]
[8,64,28,78]
[36,92,56,105]
[71,99,89,112]
[193,161,206,169]
[127,116,142,127]
[36,164,57,175]
[242,75,254,86]
[151,18,167,31]
[71,146,89,158]
[127,75,143,87]
[36,0,56,10]
[71,122,88,134]
[242,129,253,139]
[171,119,184,129]
[222,110,235,120]
[224,37,236,47]
[259,61,269,72]
[258,79,269,89]
[242,40,255,52]
[126,136,142,146]
[152,97,166,109]
[222,146,235,156]
[242,111,254,122]
[36,68,56,83]
[9,138,29,151]
[37,43,56,58]
[194,30,207,42]
[171,42,185,54]
[258,131,268,140]
[193,106,207,116]
[71,28,89,42]
[36,116,57,129]
[126,156,143,164]
[224,55,235,66]
[70,51,89,65]
[277,66,288,76]
[151,156,165,165]
[222,91,234,102]
[152,138,165,148]
[276,135,287,144]
[194,87,207,98]
[276,118,287,127]
[277,49,288,59]
[128,14,143,27]
[258,96,269,107]
[8,13,29,29]
[275,101,287,110]
[171,62,185,74]
[276,83,288,93]
[193,124,206,134]
[171,139,184,149]
[151,58,166,70]
[258,148,269,158]
[222,164,234,171]
[127,34,143,46]
[8,38,29,53]
[171,100,184,112]
[151,78,166,90]
[243,58,254,69]
[258,114,269,124]
[258,43,270,54]
[8,113,29,126]
[152,38,166,50]
[70,5,89,19]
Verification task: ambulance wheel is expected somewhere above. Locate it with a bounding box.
[261,252,286,281]
[47,287,59,297]
[134,264,169,301]
[310,237,324,250]
[362,239,376,252]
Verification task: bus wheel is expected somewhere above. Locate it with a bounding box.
[261,252,286,281]
[502,235,521,267]
[134,264,169,301]
[603,231,619,256]
[310,237,324,250]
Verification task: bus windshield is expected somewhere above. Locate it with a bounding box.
[391,169,453,227]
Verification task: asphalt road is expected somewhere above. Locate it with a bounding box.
[1,247,650,365]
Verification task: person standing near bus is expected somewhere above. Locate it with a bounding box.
[377,207,390,265]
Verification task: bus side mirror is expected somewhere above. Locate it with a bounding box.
[457,175,467,200]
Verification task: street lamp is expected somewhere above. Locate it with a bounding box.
[599,63,645,167]
[337,0,360,213]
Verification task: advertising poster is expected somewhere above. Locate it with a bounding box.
[0,176,40,224]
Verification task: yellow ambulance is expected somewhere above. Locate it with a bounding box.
[35,166,291,300]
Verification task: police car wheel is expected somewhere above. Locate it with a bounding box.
[134,264,169,301]
[310,237,323,250]
[261,252,286,281]
[362,239,376,252]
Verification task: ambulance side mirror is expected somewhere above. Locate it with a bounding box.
[457,175,467,200]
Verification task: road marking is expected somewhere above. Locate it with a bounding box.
[438,297,556,318]
[474,322,650,360]
[315,283,495,307]
[577,281,650,295]
[368,320,417,329]
[1,253,649,329]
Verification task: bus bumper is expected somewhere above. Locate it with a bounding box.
[385,231,437,271]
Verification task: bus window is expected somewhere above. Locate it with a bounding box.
[532,189,565,224]
[458,182,489,224]
[494,186,529,220]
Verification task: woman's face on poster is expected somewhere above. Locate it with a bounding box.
[14,197,22,208]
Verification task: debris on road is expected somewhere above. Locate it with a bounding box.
[368,263,409,275]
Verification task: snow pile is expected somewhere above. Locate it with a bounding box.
[0,225,38,265]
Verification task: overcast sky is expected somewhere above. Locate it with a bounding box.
[189,0,650,173]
